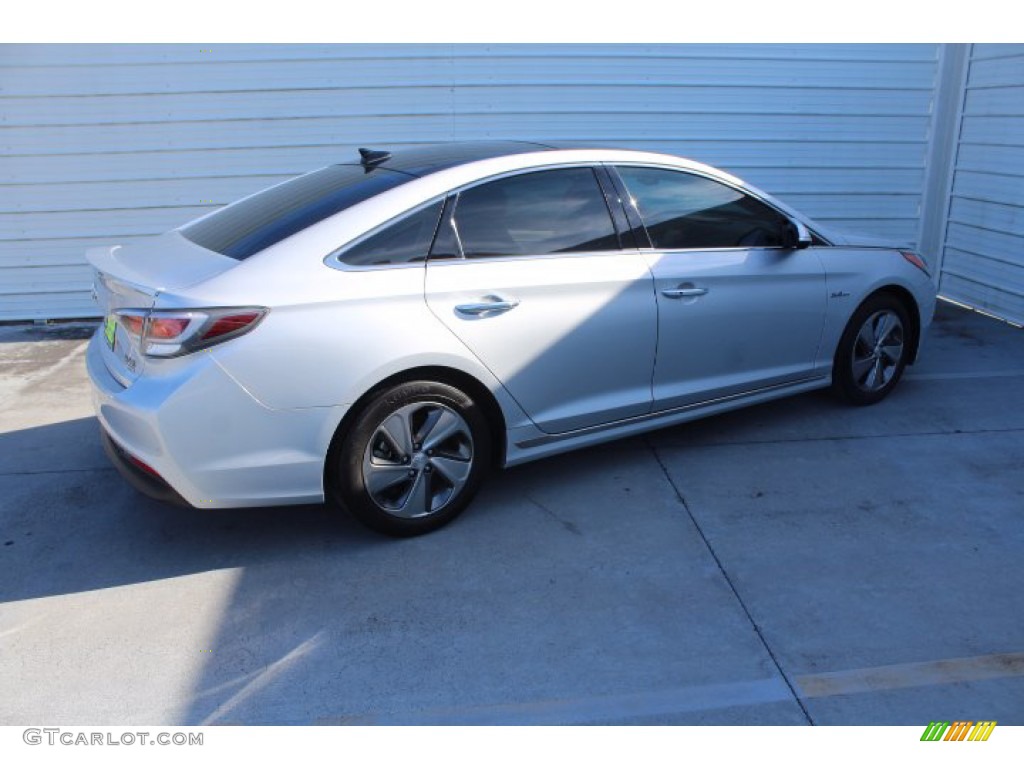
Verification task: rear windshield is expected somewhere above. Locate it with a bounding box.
[180,165,413,259]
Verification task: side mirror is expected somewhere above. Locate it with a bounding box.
[782,219,812,250]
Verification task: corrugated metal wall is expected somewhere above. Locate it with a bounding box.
[1,44,940,321]
[940,43,1024,325]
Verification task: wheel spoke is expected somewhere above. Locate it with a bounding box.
[873,313,893,344]
[378,412,414,456]
[364,463,411,496]
[865,357,884,389]
[429,455,472,487]
[851,355,875,383]
[421,408,464,451]
[879,341,904,365]
[398,472,430,517]
[863,359,877,389]
[855,325,875,354]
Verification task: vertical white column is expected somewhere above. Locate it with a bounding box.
[916,43,970,285]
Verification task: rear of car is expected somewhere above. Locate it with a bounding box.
[86,238,322,508]
[86,162,419,508]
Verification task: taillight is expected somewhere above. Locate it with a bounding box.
[119,313,146,337]
[115,307,267,358]
[199,312,264,341]
[900,250,930,276]
[148,316,191,340]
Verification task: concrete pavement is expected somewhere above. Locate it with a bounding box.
[0,302,1021,725]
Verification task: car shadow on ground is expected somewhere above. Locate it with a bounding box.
[0,384,854,609]
[0,416,392,607]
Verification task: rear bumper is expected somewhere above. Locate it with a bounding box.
[99,427,190,507]
[86,329,345,508]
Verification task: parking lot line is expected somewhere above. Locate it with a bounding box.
[326,652,1024,724]
[795,651,1024,698]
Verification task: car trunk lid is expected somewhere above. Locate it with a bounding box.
[87,232,239,386]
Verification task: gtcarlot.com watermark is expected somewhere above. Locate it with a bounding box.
[23,728,203,747]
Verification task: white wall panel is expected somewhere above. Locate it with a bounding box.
[940,45,1024,325]
[1,43,939,320]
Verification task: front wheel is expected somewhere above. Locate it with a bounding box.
[329,380,491,537]
[833,294,912,406]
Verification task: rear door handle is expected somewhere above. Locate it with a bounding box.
[662,286,708,299]
[455,294,520,317]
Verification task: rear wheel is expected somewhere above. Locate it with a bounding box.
[833,294,911,406]
[329,380,491,536]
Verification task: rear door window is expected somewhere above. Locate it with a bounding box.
[450,167,620,258]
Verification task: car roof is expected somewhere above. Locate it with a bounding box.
[340,141,560,177]
[340,142,752,189]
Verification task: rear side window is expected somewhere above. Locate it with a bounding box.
[616,166,792,250]
[180,165,413,260]
[337,201,444,266]
[452,168,619,258]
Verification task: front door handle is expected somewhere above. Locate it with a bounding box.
[455,294,520,317]
[662,285,708,299]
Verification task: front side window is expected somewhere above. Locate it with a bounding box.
[451,168,619,258]
[616,166,792,250]
[338,201,444,266]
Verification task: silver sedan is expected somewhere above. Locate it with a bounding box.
[86,142,937,536]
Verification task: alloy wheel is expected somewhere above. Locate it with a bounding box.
[361,401,475,518]
[850,309,905,393]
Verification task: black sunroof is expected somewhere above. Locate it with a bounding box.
[180,142,559,260]
[349,141,556,177]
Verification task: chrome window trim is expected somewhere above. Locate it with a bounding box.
[422,247,645,268]
[636,245,797,256]
[445,160,614,199]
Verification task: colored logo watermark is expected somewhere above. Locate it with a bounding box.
[920,721,996,741]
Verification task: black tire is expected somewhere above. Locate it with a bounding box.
[328,380,491,537]
[833,293,912,406]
